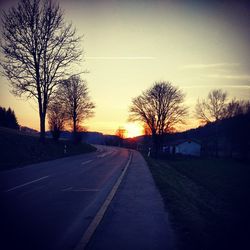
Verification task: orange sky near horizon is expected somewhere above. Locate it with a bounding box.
[0,0,249,137]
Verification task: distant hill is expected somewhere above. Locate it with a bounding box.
[20,126,39,135]
[45,130,121,145]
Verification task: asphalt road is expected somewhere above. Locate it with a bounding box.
[0,145,130,250]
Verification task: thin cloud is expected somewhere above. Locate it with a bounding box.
[183,84,250,89]
[206,74,250,80]
[86,56,156,60]
[219,85,250,89]
[181,63,240,69]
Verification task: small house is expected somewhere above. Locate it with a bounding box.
[163,139,201,157]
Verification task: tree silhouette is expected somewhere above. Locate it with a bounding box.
[0,0,82,141]
[223,99,250,118]
[195,89,228,156]
[58,75,95,143]
[47,100,66,141]
[129,81,187,156]
[195,89,228,124]
[0,106,19,130]
[116,127,126,147]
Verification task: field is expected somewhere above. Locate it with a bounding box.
[146,155,250,250]
[0,127,96,171]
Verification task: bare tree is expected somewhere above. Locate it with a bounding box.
[195,89,227,124]
[223,99,250,118]
[116,127,126,139]
[47,100,66,141]
[0,0,82,140]
[195,89,229,157]
[129,81,187,155]
[116,127,126,147]
[59,75,95,142]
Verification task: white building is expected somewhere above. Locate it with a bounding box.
[163,140,201,157]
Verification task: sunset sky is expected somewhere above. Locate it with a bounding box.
[0,0,249,137]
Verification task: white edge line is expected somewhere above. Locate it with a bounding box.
[5,175,50,192]
[74,151,133,250]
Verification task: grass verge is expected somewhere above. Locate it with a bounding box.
[145,155,250,250]
[0,127,96,171]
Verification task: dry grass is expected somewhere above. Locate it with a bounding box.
[0,127,96,170]
[145,155,250,250]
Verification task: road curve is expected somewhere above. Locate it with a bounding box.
[0,145,130,250]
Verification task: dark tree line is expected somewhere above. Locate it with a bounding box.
[0,107,19,130]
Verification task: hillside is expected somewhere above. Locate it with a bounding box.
[127,112,250,160]
[0,127,96,170]
[171,112,250,159]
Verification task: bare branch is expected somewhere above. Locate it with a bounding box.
[195,89,228,124]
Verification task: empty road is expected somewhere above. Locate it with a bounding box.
[0,146,130,250]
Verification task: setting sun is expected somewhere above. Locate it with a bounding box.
[124,122,143,138]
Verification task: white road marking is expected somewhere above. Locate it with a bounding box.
[71,188,99,192]
[5,175,50,192]
[61,187,73,191]
[81,160,93,165]
[97,150,115,158]
[61,187,99,192]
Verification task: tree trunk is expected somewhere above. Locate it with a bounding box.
[152,133,159,158]
[214,122,219,157]
[40,112,46,142]
[73,99,77,139]
[73,118,77,134]
[73,115,80,144]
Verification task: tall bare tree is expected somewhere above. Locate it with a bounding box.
[59,75,95,142]
[129,81,187,155]
[195,89,227,124]
[47,100,66,141]
[0,0,82,140]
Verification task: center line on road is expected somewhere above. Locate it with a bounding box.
[81,160,93,165]
[97,151,114,158]
[5,175,50,192]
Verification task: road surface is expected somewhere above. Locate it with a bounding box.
[0,146,130,250]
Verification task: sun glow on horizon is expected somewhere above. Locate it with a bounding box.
[124,122,143,138]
